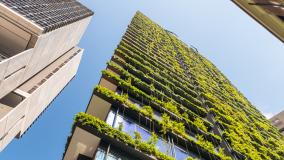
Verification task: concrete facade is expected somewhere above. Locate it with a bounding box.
[270,111,284,135]
[64,77,115,160]
[0,1,93,151]
[232,0,284,43]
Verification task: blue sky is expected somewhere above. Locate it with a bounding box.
[0,0,283,159]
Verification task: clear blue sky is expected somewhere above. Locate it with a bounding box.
[0,0,283,159]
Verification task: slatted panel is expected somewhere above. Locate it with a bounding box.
[1,0,93,33]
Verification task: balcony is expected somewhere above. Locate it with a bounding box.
[0,16,33,99]
[0,90,28,150]
[0,49,33,99]
[0,47,83,151]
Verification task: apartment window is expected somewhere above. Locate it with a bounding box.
[128,96,142,108]
[111,113,152,142]
[186,130,197,142]
[114,115,136,137]
[174,145,188,160]
[94,142,139,160]
[94,148,106,160]
[106,110,116,126]
[105,108,201,159]
[116,89,162,121]
[156,138,172,156]
[136,125,151,141]
[153,110,162,121]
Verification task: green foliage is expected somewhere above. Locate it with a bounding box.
[147,132,158,146]
[94,85,222,159]
[134,131,142,145]
[141,106,154,118]
[118,122,123,131]
[217,148,232,160]
[91,12,284,160]
[75,112,175,160]
[159,113,185,135]
[193,117,207,132]
[196,135,215,152]
[164,101,180,116]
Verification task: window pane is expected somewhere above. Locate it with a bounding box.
[187,149,200,159]
[106,154,117,160]
[109,145,136,160]
[174,145,188,160]
[128,97,142,108]
[153,110,162,121]
[106,110,116,126]
[94,148,106,160]
[114,115,135,137]
[186,130,197,142]
[114,115,124,128]
[136,126,151,141]
[156,138,172,156]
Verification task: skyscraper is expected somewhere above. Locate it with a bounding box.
[270,111,284,135]
[63,12,284,160]
[232,0,284,42]
[0,0,93,151]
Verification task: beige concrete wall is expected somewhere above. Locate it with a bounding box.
[270,111,284,135]
[65,71,119,159]
[232,0,284,42]
[0,16,92,99]
[0,17,31,56]
[64,127,101,160]
[20,48,83,135]
[0,48,83,151]
[0,49,33,98]
[22,17,92,84]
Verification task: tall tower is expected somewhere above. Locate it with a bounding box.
[63,12,284,160]
[0,0,93,151]
[232,0,284,42]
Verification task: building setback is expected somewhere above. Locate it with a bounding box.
[0,0,93,151]
[63,12,284,160]
[232,0,284,42]
[270,111,284,135]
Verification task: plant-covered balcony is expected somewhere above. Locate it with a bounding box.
[74,112,231,160]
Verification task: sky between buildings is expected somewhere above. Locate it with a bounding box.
[0,0,283,159]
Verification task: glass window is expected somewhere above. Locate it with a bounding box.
[106,154,117,160]
[106,110,116,126]
[114,115,135,137]
[153,110,162,121]
[174,145,188,160]
[186,130,197,142]
[136,126,151,141]
[128,96,142,108]
[94,148,106,160]
[114,115,124,129]
[187,149,199,159]
[156,138,172,156]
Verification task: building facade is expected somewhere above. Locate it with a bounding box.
[0,0,93,151]
[270,111,284,135]
[232,0,284,42]
[63,12,284,160]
